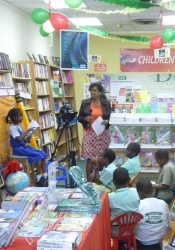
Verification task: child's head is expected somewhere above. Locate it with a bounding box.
[113,167,130,189]
[97,149,116,170]
[155,149,169,168]
[126,142,141,158]
[6,108,22,124]
[136,178,153,200]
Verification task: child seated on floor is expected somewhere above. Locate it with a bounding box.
[121,142,141,179]
[153,149,175,204]
[88,149,116,189]
[108,167,140,237]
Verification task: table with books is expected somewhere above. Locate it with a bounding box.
[0,164,111,250]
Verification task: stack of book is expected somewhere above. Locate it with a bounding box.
[38,98,49,111]
[36,81,49,95]
[37,231,82,250]
[34,64,48,78]
[39,113,54,128]
[0,53,11,70]
[41,128,55,145]
[11,62,30,78]
[50,79,63,97]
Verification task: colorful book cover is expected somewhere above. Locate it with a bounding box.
[115,104,133,113]
[52,223,88,232]
[71,193,88,199]
[139,152,152,169]
[58,217,93,225]
[63,213,93,218]
[126,126,141,144]
[110,126,126,144]
[141,126,155,144]
[155,126,171,145]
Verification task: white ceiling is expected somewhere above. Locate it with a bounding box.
[3,0,175,33]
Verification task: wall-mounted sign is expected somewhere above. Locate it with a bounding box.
[120,49,175,72]
[94,63,106,72]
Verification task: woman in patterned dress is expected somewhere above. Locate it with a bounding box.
[78,82,111,180]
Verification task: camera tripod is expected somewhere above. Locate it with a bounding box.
[50,120,77,188]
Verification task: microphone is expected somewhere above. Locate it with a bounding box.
[86,109,92,128]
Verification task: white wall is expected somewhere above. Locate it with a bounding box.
[0,0,59,60]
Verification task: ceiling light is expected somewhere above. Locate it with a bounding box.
[69,18,103,26]
[43,0,86,9]
[163,15,175,25]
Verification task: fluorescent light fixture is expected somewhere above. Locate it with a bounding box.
[69,18,103,26]
[163,15,175,25]
[44,0,86,9]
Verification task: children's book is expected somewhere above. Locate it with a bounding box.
[155,126,171,145]
[139,152,152,169]
[126,126,141,144]
[58,217,93,225]
[115,103,134,113]
[52,223,88,232]
[63,213,93,218]
[70,193,88,199]
[110,125,126,144]
[141,126,155,144]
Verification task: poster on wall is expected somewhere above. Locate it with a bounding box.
[120,49,175,72]
[60,30,89,70]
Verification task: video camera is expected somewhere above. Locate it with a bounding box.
[59,100,78,125]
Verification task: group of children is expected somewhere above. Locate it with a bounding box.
[5,107,175,249]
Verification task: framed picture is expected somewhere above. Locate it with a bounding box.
[43,56,49,64]
[38,54,45,64]
[60,30,89,70]
[27,53,33,61]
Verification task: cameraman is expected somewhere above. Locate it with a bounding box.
[78,82,111,181]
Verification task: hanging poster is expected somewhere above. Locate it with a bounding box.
[120,49,175,72]
[60,30,89,70]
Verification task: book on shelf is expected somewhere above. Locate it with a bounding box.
[64,86,69,96]
[50,79,63,97]
[139,152,153,169]
[62,70,73,83]
[141,126,155,144]
[0,53,11,70]
[110,125,126,144]
[32,54,38,62]
[155,126,171,145]
[38,98,50,111]
[43,56,49,64]
[11,62,30,78]
[115,103,134,113]
[36,81,49,95]
[63,212,93,218]
[52,56,60,67]
[38,54,45,64]
[42,128,55,145]
[34,64,48,78]
[126,126,141,144]
[0,73,13,87]
[51,70,61,80]
[43,143,55,158]
[27,52,33,61]
[39,113,54,128]
[52,223,88,232]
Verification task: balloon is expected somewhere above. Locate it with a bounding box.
[64,0,84,8]
[40,26,50,37]
[43,20,55,33]
[162,29,175,43]
[150,35,164,49]
[50,12,69,31]
[31,8,49,24]
[136,104,151,113]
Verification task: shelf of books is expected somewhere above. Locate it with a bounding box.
[109,113,175,173]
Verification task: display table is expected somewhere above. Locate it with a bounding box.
[3,192,111,250]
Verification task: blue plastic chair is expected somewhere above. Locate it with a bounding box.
[46,161,68,188]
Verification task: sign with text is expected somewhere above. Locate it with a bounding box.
[118,76,127,80]
[120,49,175,72]
[94,63,106,72]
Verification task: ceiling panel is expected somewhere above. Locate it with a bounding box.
[3,0,175,33]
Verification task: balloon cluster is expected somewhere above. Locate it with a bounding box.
[31,0,84,37]
[150,29,175,49]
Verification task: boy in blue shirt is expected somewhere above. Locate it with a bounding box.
[108,168,140,237]
[121,142,141,179]
[89,149,116,189]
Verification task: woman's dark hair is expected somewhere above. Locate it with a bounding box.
[103,149,116,163]
[113,168,130,186]
[6,108,22,124]
[155,149,169,161]
[89,82,104,92]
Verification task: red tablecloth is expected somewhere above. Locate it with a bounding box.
[3,192,111,250]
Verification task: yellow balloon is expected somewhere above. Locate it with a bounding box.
[43,20,55,33]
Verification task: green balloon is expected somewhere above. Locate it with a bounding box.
[40,26,49,37]
[31,8,49,24]
[65,0,84,8]
[136,104,151,113]
[162,29,175,43]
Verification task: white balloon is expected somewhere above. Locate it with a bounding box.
[43,20,55,33]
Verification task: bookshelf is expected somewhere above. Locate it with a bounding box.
[49,66,79,160]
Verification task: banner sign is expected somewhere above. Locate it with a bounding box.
[120,49,175,72]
